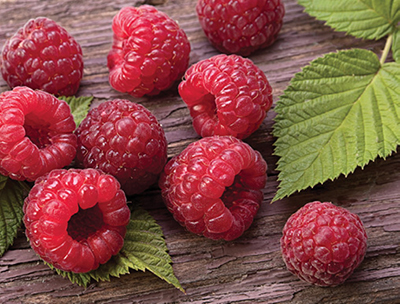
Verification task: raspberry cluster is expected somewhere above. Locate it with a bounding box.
[75,99,168,196]
[1,17,84,96]
[107,5,191,97]
[179,54,273,139]
[23,168,131,273]
[0,2,283,277]
[281,201,368,286]
[159,136,267,241]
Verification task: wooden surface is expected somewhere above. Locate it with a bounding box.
[1,0,400,303]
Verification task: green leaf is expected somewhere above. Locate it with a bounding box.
[392,30,400,62]
[58,96,93,127]
[46,206,184,292]
[298,0,400,40]
[273,49,400,201]
[0,177,30,256]
[122,206,184,292]
[46,252,133,286]
[0,174,8,191]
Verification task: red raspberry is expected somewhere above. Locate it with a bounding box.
[23,168,131,273]
[159,136,267,241]
[107,5,191,97]
[0,86,77,181]
[196,0,285,56]
[75,99,168,196]
[281,201,368,286]
[178,54,273,139]
[1,17,84,96]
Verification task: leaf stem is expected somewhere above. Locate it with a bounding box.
[380,34,393,65]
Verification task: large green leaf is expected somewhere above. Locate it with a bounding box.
[273,49,400,201]
[298,0,400,40]
[0,176,30,256]
[48,206,184,292]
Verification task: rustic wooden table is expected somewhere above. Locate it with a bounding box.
[1,0,400,303]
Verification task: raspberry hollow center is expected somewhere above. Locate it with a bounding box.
[24,115,52,148]
[221,176,244,209]
[198,93,217,119]
[67,204,104,242]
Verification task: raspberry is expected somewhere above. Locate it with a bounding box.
[107,5,191,97]
[178,54,273,139]
[23,168,131,273]
[75,99,168,196]
[159,136,267,241]
[0,86,77,181]
[1,17,84,96]
[196,0,285,56]
[281,201,368,286]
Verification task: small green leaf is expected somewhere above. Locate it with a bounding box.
[0,174,8,191]
[0,177,30,256]
[273,49,400,201]
[46,253,133,286]
[47,263,92,287]
[46,206,184,292]
[58,96,93,127]
[122,207,184,292]
[298,0,400,40]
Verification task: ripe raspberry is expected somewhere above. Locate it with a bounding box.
[178,54,273,139]
[1,17,84,96]
[23,168,131,273]
[0,86,77,181]
[107,5,191,97]
[75,99,168,196]
[159,136,267,241]
[281,201,368,286]
[196,0,285,56]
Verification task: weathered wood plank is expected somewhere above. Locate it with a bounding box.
[1,0,399,303]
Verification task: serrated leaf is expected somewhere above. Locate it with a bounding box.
[58,95,93,127]
[45,206,184,292]
[0,178,30,256]
[298,0,400,40]
[122,207,184,292]
[46,252,133,286]
[392,29,400,62]
[273,49,400,201]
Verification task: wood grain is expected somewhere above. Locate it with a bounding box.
[1,0,399,303]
